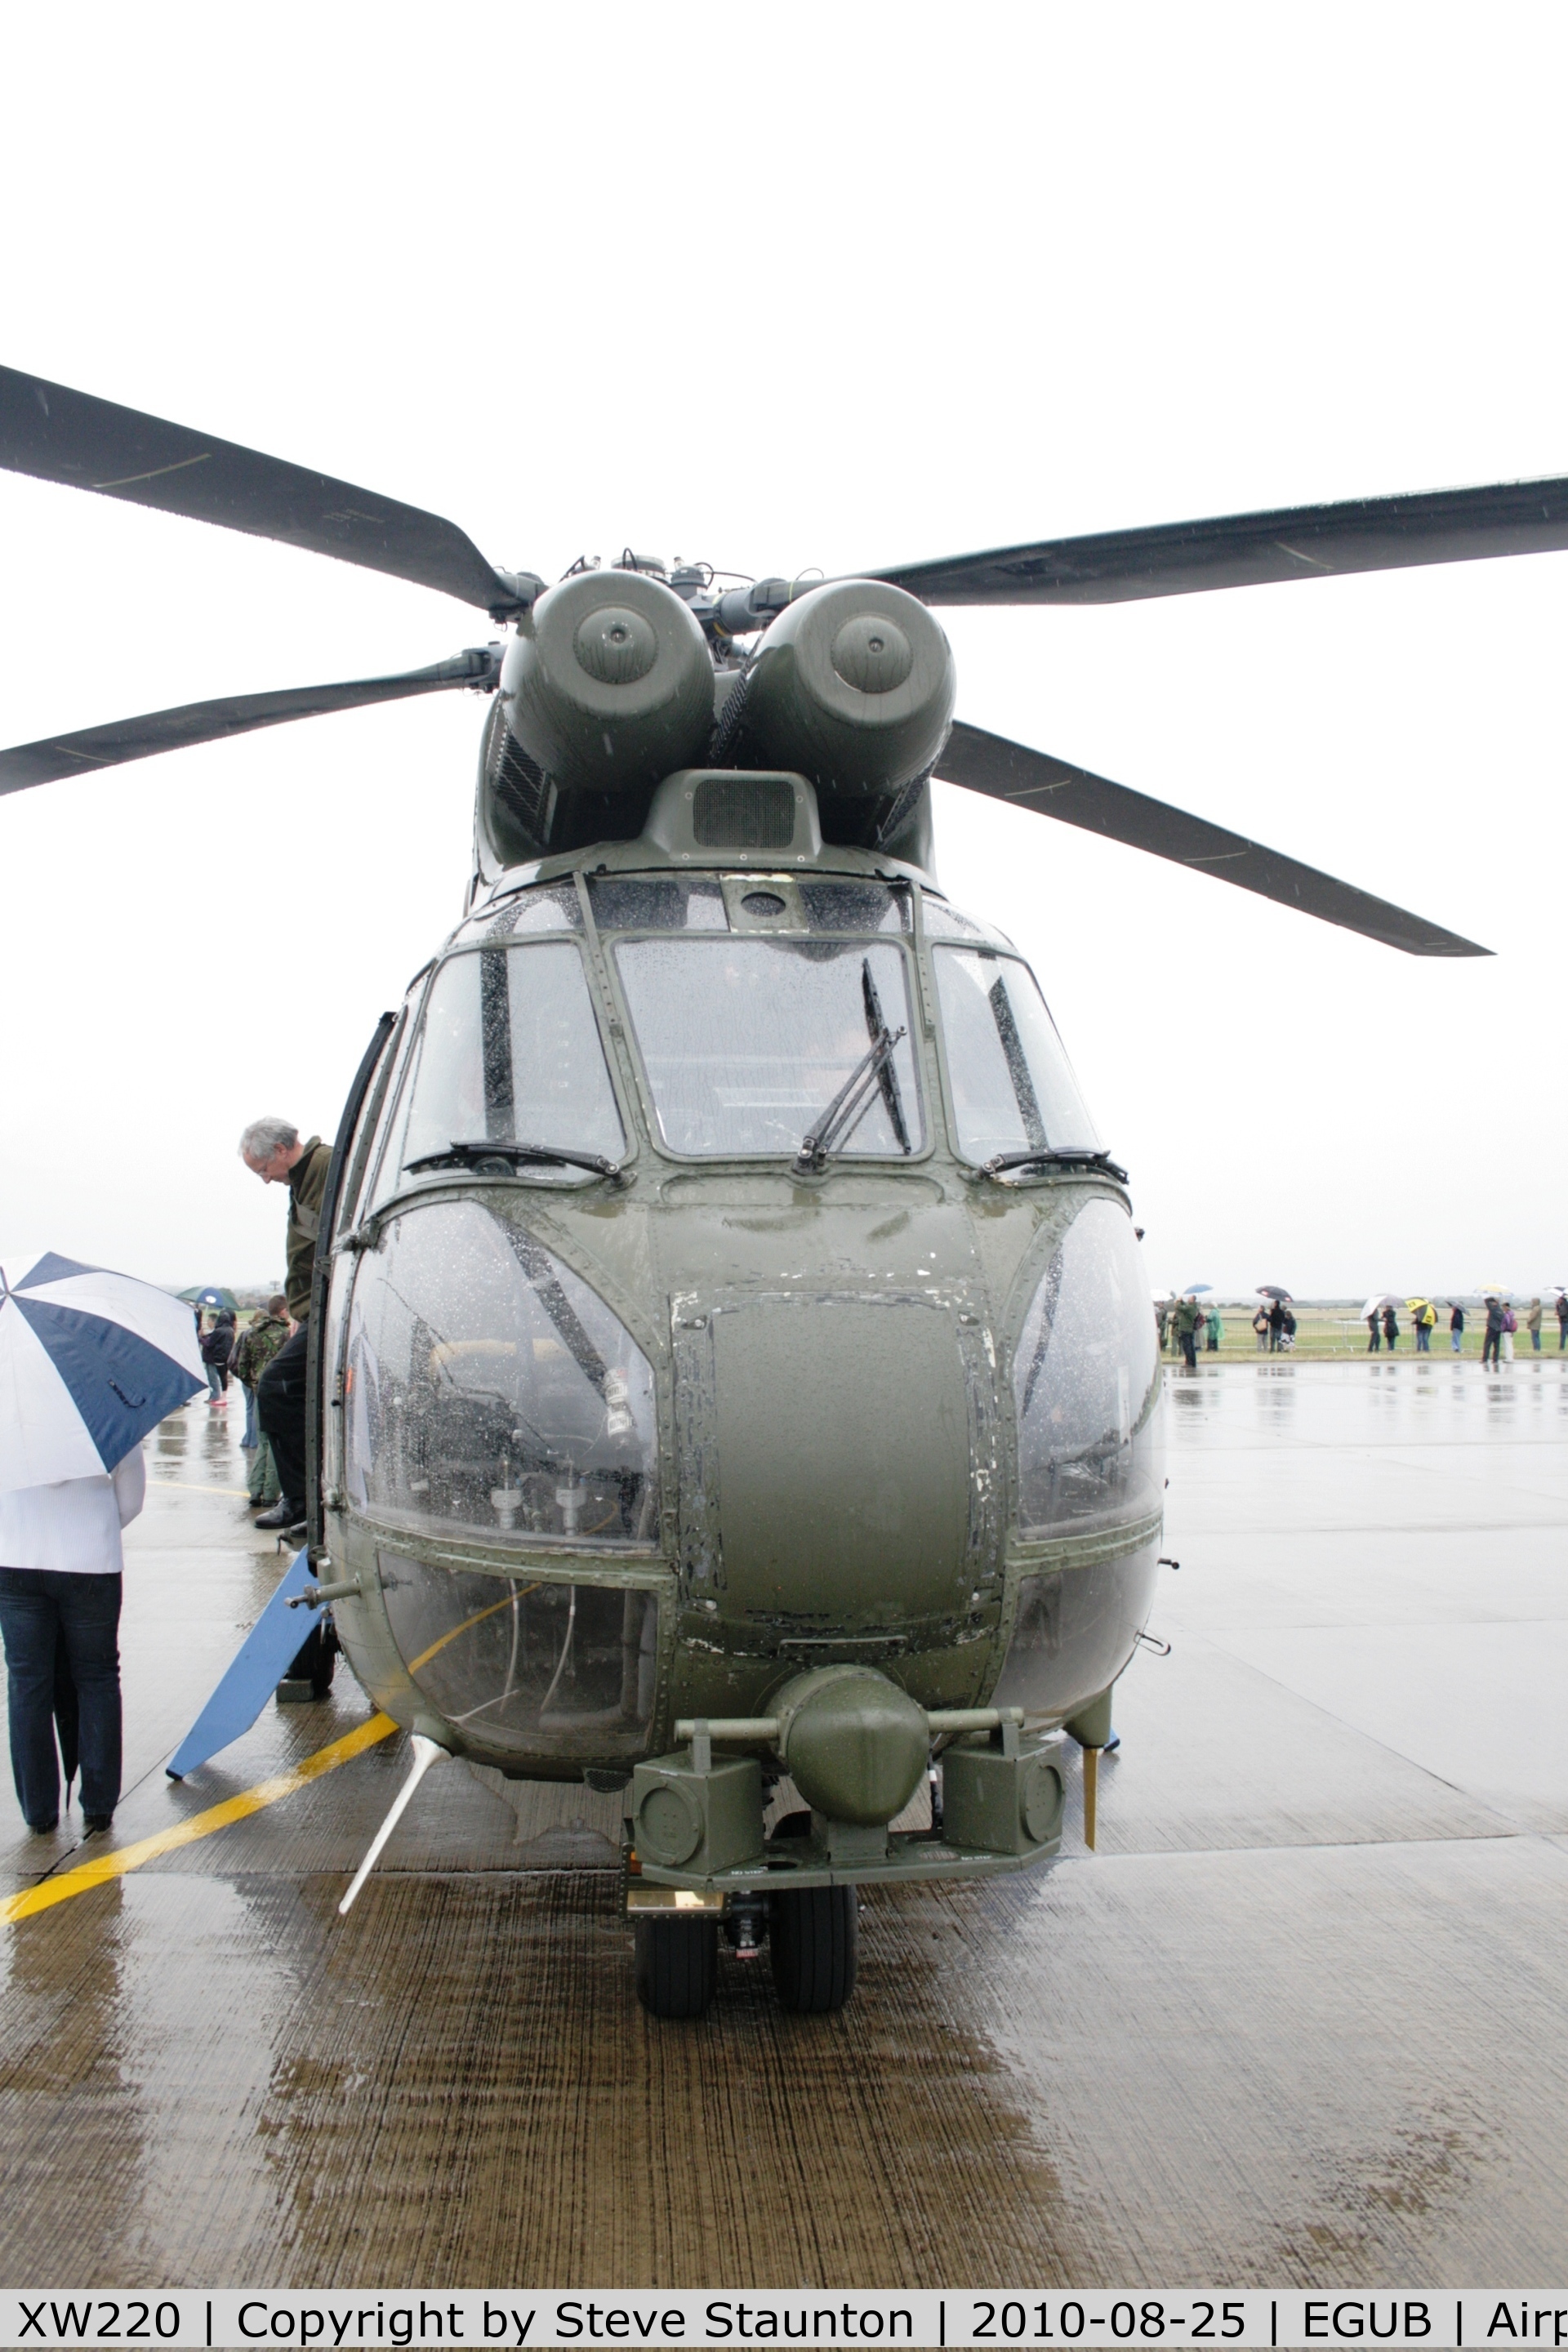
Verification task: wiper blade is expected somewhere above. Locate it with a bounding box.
[405,1139,627,1184]
[795,1025,908,1173]
[980,1147,1129,1183]
[794,956,915,1174]
[862,958,911,1155]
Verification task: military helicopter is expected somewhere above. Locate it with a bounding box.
[1,364,1554,2019]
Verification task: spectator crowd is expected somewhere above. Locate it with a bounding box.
[1154,1289,1568,1367]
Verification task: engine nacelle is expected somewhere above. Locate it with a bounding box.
[728,578,956,800]
[500,568,715,795]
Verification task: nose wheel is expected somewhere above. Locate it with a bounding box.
[632,1886,858,2019]
[633,1914,718,2019]
[769,1885,858,2013]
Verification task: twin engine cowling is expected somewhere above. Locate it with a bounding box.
[500,568,716,800]
[497,572,956,821]
[717,577,956,804]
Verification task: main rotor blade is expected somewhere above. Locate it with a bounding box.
[0,648,500,796]
[938,719,1490,957]
[875,477,1568,606]
[0,367,532,617]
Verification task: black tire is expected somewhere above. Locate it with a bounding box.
[311,1618,341,1700]
[770,1885,857,2013]
[284,1620,335,1695]
[634,1916,718,2019]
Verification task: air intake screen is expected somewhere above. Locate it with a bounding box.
[693,775,795,851]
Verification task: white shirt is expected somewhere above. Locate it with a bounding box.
[0,1447,146,1575]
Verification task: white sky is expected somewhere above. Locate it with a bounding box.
[1,5,1563,1299]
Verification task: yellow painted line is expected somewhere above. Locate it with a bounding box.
[2,1576,546,1922]
[2,1714,399,1923]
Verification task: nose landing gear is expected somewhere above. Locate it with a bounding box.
[626,1695,1060,2021]
[632,1885,858,2020]
[724,1894,767,1961]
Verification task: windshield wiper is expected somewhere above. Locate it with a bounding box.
[794,956,914,1174]
[979,1147,1129,1183]
[405,1140,628,1186]
[862,960,911,1155]
[795,1029,907,1171]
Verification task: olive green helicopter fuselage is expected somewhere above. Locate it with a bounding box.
[314,566,1164,1933]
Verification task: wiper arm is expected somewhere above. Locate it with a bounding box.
[405,1139,628,1186]
[795,1025,908,1173]
[980,1147,1129,1183]
[862,958,911,1156]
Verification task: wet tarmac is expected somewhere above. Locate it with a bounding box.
[1,1361,1566,2288]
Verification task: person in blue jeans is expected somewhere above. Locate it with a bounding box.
[0,1447,144,1834]
[200,1308,234,1408]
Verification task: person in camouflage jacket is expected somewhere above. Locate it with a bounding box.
[233,1298,291,1506]
[233,1300,291,1389]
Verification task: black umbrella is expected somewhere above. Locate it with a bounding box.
[1256,1285,1293,1300]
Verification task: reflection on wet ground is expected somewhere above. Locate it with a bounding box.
[1,1366,1566,2285]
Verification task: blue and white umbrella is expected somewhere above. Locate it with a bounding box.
[0,1250,207,1493]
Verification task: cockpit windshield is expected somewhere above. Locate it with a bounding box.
[372,941,624,1200]
[613,937,924,1159]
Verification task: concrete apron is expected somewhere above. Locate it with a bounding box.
[0,1362,1566,2287]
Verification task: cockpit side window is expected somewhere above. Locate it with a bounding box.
[369,941,625,1204]
[933,947,1100,1163]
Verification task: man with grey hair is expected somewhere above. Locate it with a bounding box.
[238,1115,297,1170]
[240,1118,332,1534]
